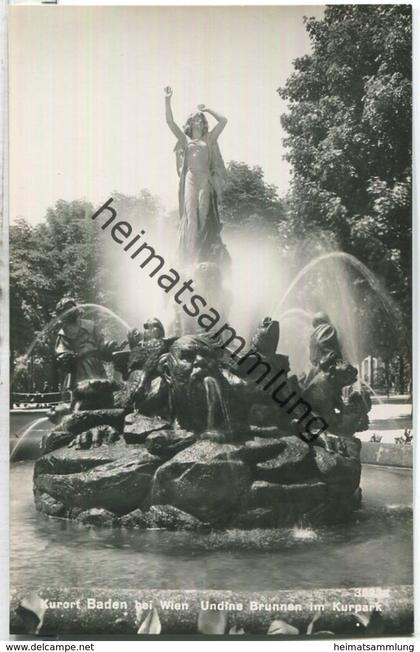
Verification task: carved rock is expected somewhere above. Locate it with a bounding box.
[42,430,74,454]
[255,436,317,484]
[231,437,288,464]
[314,447,361,494]
[123,414,171,444]
[151,441,252,523]
[342,436,362,458]
[76,508,116,527]
[60,409,125,435]
[146,505,208,531]
[33,491,66,517]
[248,480,328,510]
[34,448,160,515]
[34,441,134,477]
[118,508,149,529]
[144,429,196,459]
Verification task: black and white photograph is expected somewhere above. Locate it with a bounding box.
[7,4,413,639]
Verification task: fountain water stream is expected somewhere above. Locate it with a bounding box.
[265,250,405,373]
[279,308,312,323]
[204,376,232,434]
[10,416,50,462]
[272,252,400,321]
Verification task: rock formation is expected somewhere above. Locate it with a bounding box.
[33,316,370,530]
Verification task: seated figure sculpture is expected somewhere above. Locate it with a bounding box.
[308,312,343,378]
[47,311,371,452]
[54,297,118,394]
[300,312,371,439]
[113,319,176,409]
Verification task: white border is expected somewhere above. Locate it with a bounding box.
[2,2,418,648]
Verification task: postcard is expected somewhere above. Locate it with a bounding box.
[8,4,413,639]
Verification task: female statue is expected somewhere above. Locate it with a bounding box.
[164,86,229,269]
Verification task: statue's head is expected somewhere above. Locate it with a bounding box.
[158,335,223,432]
[143,318,165,341]
[251,317,280,356]
[183,112,209,138]
[55,296,81,325]
[331,360,358,389]
[160,335,219,385]
[312,311,331,328]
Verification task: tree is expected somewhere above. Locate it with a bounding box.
[10,218,50,357]
[111,189,163,232]
[10,191,166,370]
[10,200,103,359]
[278,5,412,375]
[220,161,285,232]
[39,199,102,305]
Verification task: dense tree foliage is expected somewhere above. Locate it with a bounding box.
[278,5,411,381]
[10,201,97,357]
[221,161,285,232]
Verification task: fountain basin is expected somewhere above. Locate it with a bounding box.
[361,442,413,468]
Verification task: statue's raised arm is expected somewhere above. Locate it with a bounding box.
[197,104,228,141]
[164,87,185,143]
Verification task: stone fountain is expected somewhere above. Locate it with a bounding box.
[34,311,371,530]
[32,100,371,529]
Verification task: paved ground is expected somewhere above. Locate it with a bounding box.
[360,398,413,443]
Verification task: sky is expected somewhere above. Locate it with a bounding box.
[9,5,325,224]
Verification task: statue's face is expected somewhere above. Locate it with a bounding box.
[61,308,80,326]
[143,319,164,341]
[191,112,206,135]
[160,336,222,432]
[168,337,219,384]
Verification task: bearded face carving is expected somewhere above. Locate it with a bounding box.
[159,335,227,433]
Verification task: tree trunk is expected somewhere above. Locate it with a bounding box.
[398,354,405,395]
[384,359,390,397]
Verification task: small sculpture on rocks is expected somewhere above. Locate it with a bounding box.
[300,313,371,438]
[54,297,118,394]
[113,319,175,409]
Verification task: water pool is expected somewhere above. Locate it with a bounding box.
[10,462,412,592]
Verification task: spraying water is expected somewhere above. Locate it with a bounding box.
[279,308,312,323]
[10,416,50,462]
[268,251,404,369]
[78,303,131,331]
[360,380,384,405]
[290,525,318,542]
[273,252,400,321]
[222,230,402,374]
